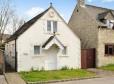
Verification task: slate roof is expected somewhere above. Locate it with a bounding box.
[85,5,114,26]
[6,6,50,42]
[86,5,114,19]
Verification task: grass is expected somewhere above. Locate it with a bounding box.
[99,64,114,71]
[19,69,95,82]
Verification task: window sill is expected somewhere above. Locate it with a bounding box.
[33,55,43,57]
[59,55,68,57]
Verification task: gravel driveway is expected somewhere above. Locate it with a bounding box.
[0,75,7,84]
[51,77,114,84]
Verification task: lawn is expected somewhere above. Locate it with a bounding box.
[99,64,114,71]
[20,69,95,82]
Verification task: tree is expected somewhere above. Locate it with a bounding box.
[0,0,25,44]
[7,15,25,34]
[0,0,12,43]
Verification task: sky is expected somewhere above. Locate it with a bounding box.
[12,0,114,22]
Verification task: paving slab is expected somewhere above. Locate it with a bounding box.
[4,73,26,84]
[0,75,7,84]
[87,68,114,77]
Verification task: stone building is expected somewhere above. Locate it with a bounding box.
[69,0,114,67]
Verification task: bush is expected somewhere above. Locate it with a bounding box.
[61,66,69,70]
[30,67,34,71]
[40,67,45,71]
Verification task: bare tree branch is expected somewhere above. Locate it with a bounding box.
[0,0,25,44]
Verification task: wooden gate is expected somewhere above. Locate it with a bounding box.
[81,48,96,69]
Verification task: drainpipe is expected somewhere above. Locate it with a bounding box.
[15,38,17,72]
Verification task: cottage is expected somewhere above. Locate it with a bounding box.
[5,4,81,72]
[69,0,114,67]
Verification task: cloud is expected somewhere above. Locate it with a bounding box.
[87,0,93,2]
[26,7,44,18]
[101,0,114,2]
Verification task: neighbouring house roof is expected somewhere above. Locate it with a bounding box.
[86,5,114,19]
[85,5,114,26]
[98,10,113,20]
[6,6,51,42]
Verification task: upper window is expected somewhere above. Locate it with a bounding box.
[106,20,114,29]
[101,19,114,29]
[47,21,51,32]
[105,44,114,55]
[34,45,40,55]
[47,21,57,33]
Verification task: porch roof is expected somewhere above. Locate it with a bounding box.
[42,35,64,50]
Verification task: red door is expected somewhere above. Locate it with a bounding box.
[81,48,96,69]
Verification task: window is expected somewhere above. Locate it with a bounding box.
[47,21,51,32]
[105,44,114,55]
[34,46,40,55]
[53,21,57,33]
[62,47,67,55]
[47,21,57,33]
[100,19,114,29]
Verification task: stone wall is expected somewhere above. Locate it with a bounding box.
[97,29,114,66]
[68,7,98,49]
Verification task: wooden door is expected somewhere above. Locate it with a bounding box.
[81,48,96,69]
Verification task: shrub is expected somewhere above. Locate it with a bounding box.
[61,66,69,70]
[30,67,34,71]
[40,67,45,71]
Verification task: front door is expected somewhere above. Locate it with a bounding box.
[45,57,57,70]
[45,44,59,70]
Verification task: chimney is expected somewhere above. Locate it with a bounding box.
[77,0,85,7]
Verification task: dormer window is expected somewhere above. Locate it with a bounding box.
[100,19,114,29]
[106,20,114,29]
[47,20,57,33]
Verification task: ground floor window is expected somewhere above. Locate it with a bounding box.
[105,44,114,55]
[34,45,41,55]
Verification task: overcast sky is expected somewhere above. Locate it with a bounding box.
[13,0,114,22]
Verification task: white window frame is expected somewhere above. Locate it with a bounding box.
[34,45,41,55]
[47,20,57,33]
[106,20,114,29]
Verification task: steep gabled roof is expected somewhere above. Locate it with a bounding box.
[6,6,50,42]
[98,10,114,19]
[84,4,114,26]
[6,4,70,42]
[86,4,114,19]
